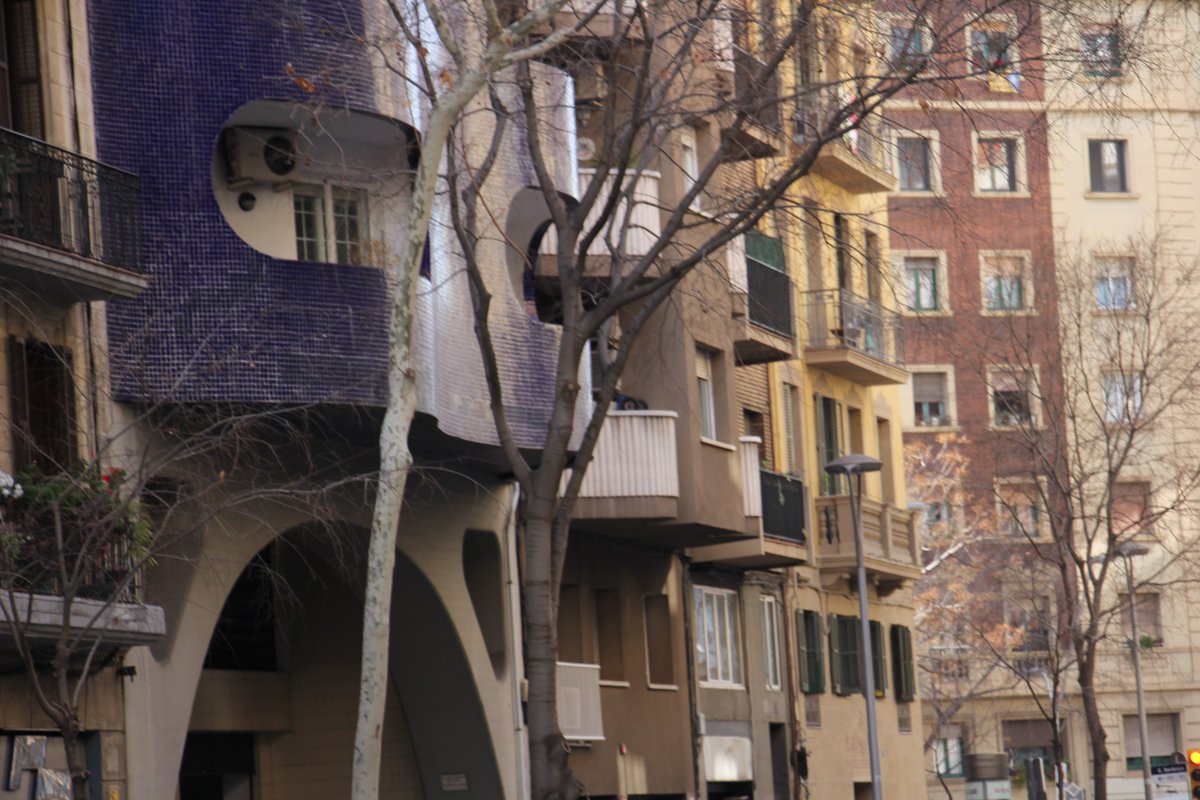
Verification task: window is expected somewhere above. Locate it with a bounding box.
[643,594,675,686]
[890,25,928,69]
[829,614,861,696]
[982,254,1028,311]
[870,620,887,698]
[924,500,955,535]
[1089,140,1128,193]
[1003,719,1056,784]
[971,24,1013,73]
[891,625,916,702]
[593,588,625,681]
[1124,713,1179,772]
[0,0,44,137]
[905,256,940,312]
[1111,482,1150,537]
[913,372,949,426]
[897,136,932,191]
[1102,372,1143,425]
[763,596,782,690]
[680,126,700,210]
[990,369,1034,426]
[9,337,76,472]
[293,185,370,264]
[781,383,800,475]
[1119,592,1162,646]
[815,395,845,495]
[694,586,743,685]
[1008,593,1052,652]
[1082,24,1121,77]
[997,482,1043,538]
[1096,257,1135,310]
[696,347,717,439]
[976,138,1017,192]
[934,727,965,777]
[930,644,970,679]
[797,610,824,694]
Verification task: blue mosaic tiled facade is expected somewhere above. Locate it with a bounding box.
[91,1,394,405]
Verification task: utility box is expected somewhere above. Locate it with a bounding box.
[965,753,1012,800]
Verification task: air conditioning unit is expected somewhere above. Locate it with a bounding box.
[223,127,299,184]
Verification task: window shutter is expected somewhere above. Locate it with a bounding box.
[829,614,844,695]
[892,626,916,702]
[1088,140,1104,192]
[913,373,945,403]
[797,610,810,691]
[870,620,887,697]
[745,232,786,273]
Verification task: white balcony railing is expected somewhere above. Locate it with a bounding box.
[557,661,604,741]
[568,409,679,500]
[540,169,661,259]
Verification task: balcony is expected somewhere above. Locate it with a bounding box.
[803,289,907,385]
[536,169,661,278]
[806,112,898,194]
[720,49,783,161]
[730,234,794,365]
[690,437,807,567]
[0,128,146,300]
[554,0,642,40]
[568,409,679,521]
[813,495,920,589]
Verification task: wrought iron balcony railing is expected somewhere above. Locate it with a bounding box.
[804,289,905,369]
[0,127,142,271]
[760,470,805,544]
[733,48,782,131]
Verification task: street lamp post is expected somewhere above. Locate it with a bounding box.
[1092,541,1152,800]
[826,453,884,800]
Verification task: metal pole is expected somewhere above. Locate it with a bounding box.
[1126,556,1153,800]
[851,470,884,800]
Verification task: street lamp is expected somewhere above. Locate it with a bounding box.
[1091,541,1152,800]
[826,453,884,800]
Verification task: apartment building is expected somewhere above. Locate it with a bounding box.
[0,1,930,799]
[883,2,1200,798]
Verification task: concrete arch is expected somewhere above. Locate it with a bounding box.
[503,185,579,308]
[125,476,525,800]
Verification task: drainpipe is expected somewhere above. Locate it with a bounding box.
[682,556,705,800]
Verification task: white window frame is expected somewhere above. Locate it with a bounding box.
[680,126,701,211]
[972,132,1026,196]
[987,365,1039,429]
[1102,371,1144,425]
[934,730,965,777]
[694,585,744,687]
[894,249,950,316]
[967,16,1019,90]
[905,365,958,430]
[1095,255,1135,311]
[292,183,370,265]
[894,131,941,194]
[696,347,718,440]
[762,595,782,690]
[980,250,1033,315]
[995,479,1047,539]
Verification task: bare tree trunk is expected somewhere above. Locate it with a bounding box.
[351,96,466,800]
[1077,649,1108,800]
[523,504,574,800]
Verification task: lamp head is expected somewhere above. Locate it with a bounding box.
[824,453,884,476]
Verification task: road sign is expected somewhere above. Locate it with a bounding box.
[1151,763,1188,796]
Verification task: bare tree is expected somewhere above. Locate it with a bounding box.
[419,1,1097,796]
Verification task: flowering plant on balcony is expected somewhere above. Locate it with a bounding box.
[0,462,153,601]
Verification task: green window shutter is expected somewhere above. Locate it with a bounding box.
[891,625,916,702]
[807,611,825,694]
[870,620,887,697]
[829,614,844,695]
[797,611,811,692]
[838,616,861,695]
[745,231,786,272]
